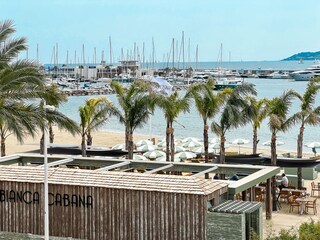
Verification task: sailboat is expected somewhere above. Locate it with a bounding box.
[212,44,243,91]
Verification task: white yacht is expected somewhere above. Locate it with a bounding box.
[290,64,320,81]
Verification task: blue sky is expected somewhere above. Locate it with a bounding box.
[2,0,320,63]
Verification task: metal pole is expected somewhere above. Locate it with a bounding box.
[44,102,49,240]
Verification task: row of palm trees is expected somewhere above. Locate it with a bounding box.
[80,77,320,177]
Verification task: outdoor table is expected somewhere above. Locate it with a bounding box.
[296,197,312,215]
[282,188,306,195]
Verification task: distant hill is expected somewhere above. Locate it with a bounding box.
[282,51,320,61]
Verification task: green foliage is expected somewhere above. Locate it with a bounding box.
[266,228,297,240]
[299,219,320,240]
[264,220,320,240]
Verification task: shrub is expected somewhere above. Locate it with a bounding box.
[299,219,320,240]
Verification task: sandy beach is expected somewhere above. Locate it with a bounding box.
[5,126,309,158]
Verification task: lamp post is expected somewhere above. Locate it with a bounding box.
[43,102,55,240]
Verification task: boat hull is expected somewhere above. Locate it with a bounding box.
[213,84,238,90]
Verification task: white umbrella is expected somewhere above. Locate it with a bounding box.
[158,139,180,148]
[305,142,320,156]
[209,138,220,144]
[192,146,214,154]
[263,140,285,146]
[305,142,320,148]
[162,146,185,153]
[111,143,125,150]
[209,143,230,153]
[143,150,166,159]
[157,141,167,148]
[181,137,200,143]
[181,140,202,149]
[174,151,197,160]
[135,139,153,147]
[137,144,157,152]
[230,138,250,154]
[131,154,148,161]
[156,156,181,162]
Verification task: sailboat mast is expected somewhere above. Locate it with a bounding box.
[36,43,39,62]
[109,36,112,65]
[56,43,59,67]
[152,37,155,69]
[195,45,198,71]
[188,38,190,63]
[172,38,175,69]
[142,42,145,67]
[182,31,185,70]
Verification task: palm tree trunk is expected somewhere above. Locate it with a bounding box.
[1,134,6,157]
[271,132,277,211]
[220,134,226,164]
[166,121,170,162]
[87,131,93,146]
[297,126,304,189]
[49,123,54,143]
[125,126,129,150]
[204,120,209,163]
[128,131,134,160]
[170,122,175,162]
[40,132,44,155]
[81,134,86,157]
[253,127,258,154]
[204,120,209,179]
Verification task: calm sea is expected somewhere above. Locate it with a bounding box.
[58,60,320,154]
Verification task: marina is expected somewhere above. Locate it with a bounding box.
[44,60,318,97]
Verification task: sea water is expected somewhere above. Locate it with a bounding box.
[58,61,320,154]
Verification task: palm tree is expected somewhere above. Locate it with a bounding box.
[246,97,268,154]
[266,90,297,210]
[292,77,320,189]
[156,91,190,162]
[186,79,223,166]
[0,103,41,156]
[211,83,256,164]
[0,20,45,156]
[109,81,154,159]
[38,85,80,154]
[79,97,111,157]
[0,20,27,66]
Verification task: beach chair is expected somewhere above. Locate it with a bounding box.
[311,181,320,196]
[305,198,317,215]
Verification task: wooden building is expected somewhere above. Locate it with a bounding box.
[0,165,228,239]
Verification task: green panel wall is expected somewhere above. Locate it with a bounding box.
[285,167,317,180]
[207,212,245,240]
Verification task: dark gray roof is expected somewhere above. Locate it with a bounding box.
[210,200,262,214]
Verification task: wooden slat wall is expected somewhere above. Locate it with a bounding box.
[0,181,208,240]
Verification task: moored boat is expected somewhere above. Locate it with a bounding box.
[213,77,243,90]
[289,63,320,81]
